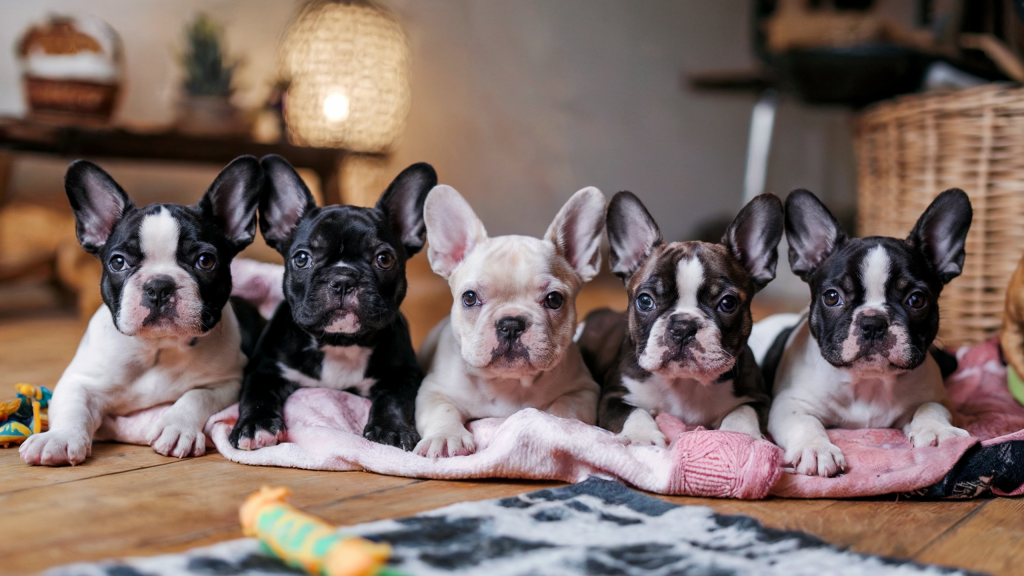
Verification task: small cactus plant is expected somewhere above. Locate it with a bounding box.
[179,14,237,97]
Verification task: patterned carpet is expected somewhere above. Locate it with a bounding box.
[50,478,983,576]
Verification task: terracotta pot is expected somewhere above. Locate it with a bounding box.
[174,94,246,137]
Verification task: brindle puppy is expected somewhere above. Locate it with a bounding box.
[577,191,783,446]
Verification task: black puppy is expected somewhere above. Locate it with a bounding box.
[230,155,436,451]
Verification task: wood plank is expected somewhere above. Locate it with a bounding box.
[661,495,836,532]
[0,442,176,494]
[312,478,563,527]
[915,499,1024,576]
[0,454,416,573]
[0,313,82,390]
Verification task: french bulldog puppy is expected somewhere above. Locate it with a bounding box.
[229,155,435,451]
[414,185,606,457]
[21,157,266,466]
[754,188,972,477]
[577,192,783,447]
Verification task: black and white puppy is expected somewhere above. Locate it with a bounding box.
[577,192,783,446]
[21,157,266,466]
[229,155,435,451]
[753,189,972,477]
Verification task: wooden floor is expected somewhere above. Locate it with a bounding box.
[1,292,1023,574]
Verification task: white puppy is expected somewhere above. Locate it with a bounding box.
[414,186,605,457]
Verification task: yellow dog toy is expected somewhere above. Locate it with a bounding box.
[240,486,401,576]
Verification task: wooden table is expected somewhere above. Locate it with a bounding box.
[0,116,360,206]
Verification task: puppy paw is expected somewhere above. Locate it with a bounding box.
[908,424,970,448]
[615,428,668,448]
[19,430,92,466]
[786,440,846,477]
[229,413,287,451]
[364,422,421,452]
[147,420,206,458]
[616,410,668,448]
[414,431,476,458]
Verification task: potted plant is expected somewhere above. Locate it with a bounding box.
[175,14,244,136]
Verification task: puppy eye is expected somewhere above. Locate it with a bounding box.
[462,291,479,307]
[195,253,216,271]
[545,292,564,310]
[907,291,927,310]
[376,252,394,270]
[109,255,128,272]
[636,294,655,312]
[292,251,311,269]
[823,289,842,307]
[718,295,738,313]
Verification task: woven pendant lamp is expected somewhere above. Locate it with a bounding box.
[280,0,411,152]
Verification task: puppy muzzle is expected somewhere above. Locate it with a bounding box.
[641,313,734,380]
[836,310,919,370]
[490,315,532,366]
[141,275,178,322]
[118,272,203,337]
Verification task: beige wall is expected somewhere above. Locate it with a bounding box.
[0,0,858,285]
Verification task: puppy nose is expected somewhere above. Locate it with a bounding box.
[668,318,699,346]
[859,315,889,341]
[143,276,176,308]
[496,316,528,342]
[328,276,357,295]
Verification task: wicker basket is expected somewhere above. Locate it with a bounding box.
[855,83,1024,347]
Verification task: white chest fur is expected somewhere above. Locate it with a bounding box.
[62,305,245,415]
[622,373,749,428]
[279,343,377,396]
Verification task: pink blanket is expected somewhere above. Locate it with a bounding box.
[90,262,1024,499]
[93,337,1024,500]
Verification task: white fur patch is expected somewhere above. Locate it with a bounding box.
[617,408,667,447]
[621,373,749,429]
[325,312,361,334]
[140,209,180,266]
[675,257,704,311]
[279,343,377,396]
[861,246,890,307]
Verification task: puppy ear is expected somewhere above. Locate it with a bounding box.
[907,188,972,284]
[785,189,846,281]
[197,155,264,253]
[722,193,784,290]
[606,191,663,280]
[545,187,606,283]
[424,185,487,280]
[259,155,318,252]
[64,160,135,256]
[375,162,437,257]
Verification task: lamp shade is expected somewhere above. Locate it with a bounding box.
[280,0,411,152]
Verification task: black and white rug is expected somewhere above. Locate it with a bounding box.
[50,478,982,576]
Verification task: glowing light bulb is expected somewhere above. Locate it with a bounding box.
[323,92,350,122]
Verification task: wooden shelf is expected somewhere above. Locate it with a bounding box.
[0,116,364,206]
